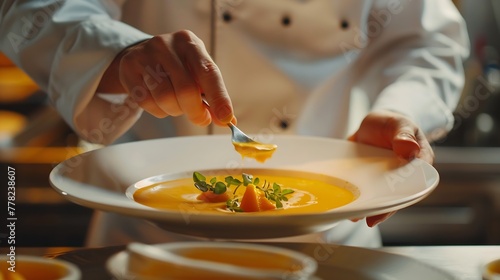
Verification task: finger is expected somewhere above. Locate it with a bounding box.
[178,95,212,127]
[392,123,434,164]
[202,96,237,126]
[392,130,420,160]
[170,74,211,126]
[355,112,423,160]
[206,106,237,126]
[347,132,357,142]
[417,133,435,164]
[366,211,397,227]
[150,34,211,126]
[120,67,167,118]
[174,31,234,125]
[353,113,393,149]
[145,65,183,117]
[129,83,167,118]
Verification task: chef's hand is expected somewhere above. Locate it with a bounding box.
[97,30,234,126]
[348,110,434,227]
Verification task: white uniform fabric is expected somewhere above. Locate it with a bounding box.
[1,0,469,247]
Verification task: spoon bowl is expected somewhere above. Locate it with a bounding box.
[227,121,277,162]
[227,122,256,144]
[203,99,277,161]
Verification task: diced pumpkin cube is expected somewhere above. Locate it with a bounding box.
[258,194,277,211]
[240,184,260,212]
[240,184,276,212]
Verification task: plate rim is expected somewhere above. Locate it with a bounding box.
[49,135,440,238]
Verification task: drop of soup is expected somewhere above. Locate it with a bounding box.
[232,142,277,163]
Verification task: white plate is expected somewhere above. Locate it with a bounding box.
[106,243,454,280]
[49,135,439,239]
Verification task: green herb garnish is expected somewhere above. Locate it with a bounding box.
[192,172,294,211]
[257,182,294,208]
[226,198,243,212]
[193,171,226,194]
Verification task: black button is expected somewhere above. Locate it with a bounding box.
[282,15,292,26]
[340,19,349,30]
[279,119,290,129]
[222,11,232,22]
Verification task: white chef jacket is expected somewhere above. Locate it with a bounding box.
[0,0,469,247]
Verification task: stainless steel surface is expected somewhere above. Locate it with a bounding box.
[227,122,258,144]
[202,98,274,148]
[201,98,254,143]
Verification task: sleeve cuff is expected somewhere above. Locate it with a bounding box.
[371,80,455,138]
[49,19,151,144]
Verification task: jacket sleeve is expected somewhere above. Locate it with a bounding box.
[354,0,470,139]
[0,0,152,144]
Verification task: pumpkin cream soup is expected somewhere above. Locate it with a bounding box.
[232,142,277,163]
[133,172,357,215]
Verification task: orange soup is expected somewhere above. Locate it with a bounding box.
[487,259,500,274]
[0,260,69,280]
[133,173,357,215]
[180,247,303,271]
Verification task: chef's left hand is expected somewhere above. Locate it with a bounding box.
[348,110,434,227]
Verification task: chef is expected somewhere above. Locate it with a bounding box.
[0,0,469,247]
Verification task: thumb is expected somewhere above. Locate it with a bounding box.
[392,130,420,160]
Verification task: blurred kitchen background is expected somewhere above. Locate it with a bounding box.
[0,0,499,247]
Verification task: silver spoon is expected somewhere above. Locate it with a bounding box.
[226,122,265,146]
[202,99,277,161]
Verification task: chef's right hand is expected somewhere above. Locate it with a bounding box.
[97,30,234,127]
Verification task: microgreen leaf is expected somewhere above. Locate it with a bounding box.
[273,183,281,193]
[224,176,234,184]
[213,182,227,194]
[275,200,283,208]
[193,172,206,183]
[242,173,253,186]
[194,181,209,192]
[193,172,293,211]
[226,198,243,212]
[282,189,294,195]
[225,176,242,188]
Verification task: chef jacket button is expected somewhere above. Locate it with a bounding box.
[340,19,349,30]
[222,11,232,22]
[279,119,290,130]
[282,15,292,26]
